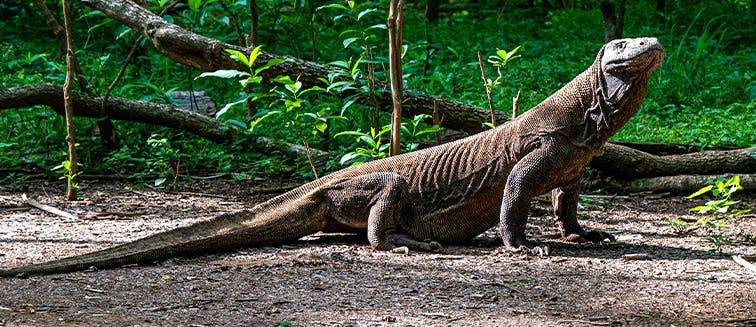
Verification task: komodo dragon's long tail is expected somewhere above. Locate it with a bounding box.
[0,208,323,277]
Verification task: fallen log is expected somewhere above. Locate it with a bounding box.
[592,173,756,194]
[590,145,756,179]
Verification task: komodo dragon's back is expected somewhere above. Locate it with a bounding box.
[0,38,664,277]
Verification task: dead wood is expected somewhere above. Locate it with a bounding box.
[732,255,756,274]
[610,141,740,156]
[594,173,756,194]
[23,194,78,221]
[590,146,756,179]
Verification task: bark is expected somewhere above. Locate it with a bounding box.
[1,84,248,146]
[610,141,739,156]
[600,0,625,42]
[590,145,756,179]
[425,0,440,23]
[247,0,258,47]
[0,84,319,157]
[62,0,79,201]
[388,0,405,156]
[595,174,756,194]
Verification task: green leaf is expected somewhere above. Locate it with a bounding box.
[506,45,522,60]
[187,0,201,12]
[690,205,711,214]
[249,110,282,131]
[328,60,350,69]
[225,119,248,129]
[366,24,388,31]
[358,8,377,21]
[196,69,249,80]
[254,58,285,75]
[342,37,359,49]
[359,135,377,148]
[241,75,263,87]
[334,130,369,138]
[272,75,295,85]
[248,45,264,68]
[215,98,247,118]
[316,3,348,11]
[225,49,250,67]
[686,185,713,198]
[154,177,166,186]
[351,55,364,77]
[340,152,364,166]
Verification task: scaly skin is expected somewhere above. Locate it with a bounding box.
[0,38,664,277]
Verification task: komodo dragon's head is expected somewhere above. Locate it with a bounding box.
[565,37,664,150]
[600,37,664,77]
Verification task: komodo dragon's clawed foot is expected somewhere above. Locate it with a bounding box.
[389,235,443,252]
[564,230,616,243]
[502,236,550,256]
[505,244,551,256]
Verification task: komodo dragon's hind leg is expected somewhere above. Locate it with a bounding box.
[553,183,616,243]
[323,172,441,252]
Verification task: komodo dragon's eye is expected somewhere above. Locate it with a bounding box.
[614,41,626,50]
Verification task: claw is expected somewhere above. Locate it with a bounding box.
[504,244,550,256]
[391,246,410,255]
[564,230,615,243]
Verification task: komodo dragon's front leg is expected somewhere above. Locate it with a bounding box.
[322,172,441,252]
[553,183,615,243]
[499,142,616,251]
[499,147,553,250]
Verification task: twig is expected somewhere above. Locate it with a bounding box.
[512,89,521,118]
[102,0,179,108]
[621,253,653,261]
[732,255,756,274]
[247,0,258,47]
[558,319,611,326]
[168,191,226,199]
[189,173,228,180]
[84,211,146,220]
[217,0,244,46]
[23,194,78,221]
[62,0,79,201]
[477,51,496,127]
[580,194,630,199]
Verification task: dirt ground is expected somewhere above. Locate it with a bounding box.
[0,177,754,326]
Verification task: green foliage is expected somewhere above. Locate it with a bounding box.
[52,158,83,190]
[686,176,751,255]
[336,114,440,166]
[0,1,753,181]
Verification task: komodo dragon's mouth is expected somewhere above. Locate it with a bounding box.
[605,45,664,73]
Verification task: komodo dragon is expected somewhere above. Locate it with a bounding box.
[0,37,664,277]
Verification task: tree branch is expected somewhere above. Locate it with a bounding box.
[79,0,499,133]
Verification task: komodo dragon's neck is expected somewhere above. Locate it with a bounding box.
[518,49,652,153]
